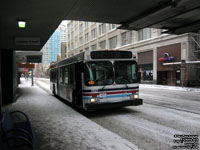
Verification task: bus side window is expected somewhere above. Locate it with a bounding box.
[59,68,63,84]
[64,66,69,85]
[69,64,75,86]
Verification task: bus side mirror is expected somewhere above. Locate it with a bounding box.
[137,72,141,83]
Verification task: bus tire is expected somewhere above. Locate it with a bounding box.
[52,84,56,95]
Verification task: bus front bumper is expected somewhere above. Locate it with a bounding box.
[85,99,143,111]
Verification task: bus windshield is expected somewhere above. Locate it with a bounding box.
[114,61,137,84]
[85,61,138,86]
[85,61,113,86]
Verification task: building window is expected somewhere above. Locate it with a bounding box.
[91,28,97,40]
[138,28,152,41]
[85,47,89,51]
[68,44,70,51]
[75,24,78,32]
[85,22,89,29]
[75,36,78,48]
[99,40,106,49]
[109,36,117,49]
[79,24,83,33]
[71,42,74,50]
[79,36,83,45]
[91,44,97,50]
[121,31,132,46]
[65,45,67,52]
[71,31,74,39]
[99,24,106,35]
[85,33,89,43]
[109,24,116,31]
[67,24,70,30]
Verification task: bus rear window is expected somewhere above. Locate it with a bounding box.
[91,51,132,59]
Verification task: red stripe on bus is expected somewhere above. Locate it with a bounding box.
[107,90,139,95]
[82,90,139,96]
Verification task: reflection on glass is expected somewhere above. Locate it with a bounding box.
[114,61,137,84]
[85,61,113,86]
[85,61,137,86]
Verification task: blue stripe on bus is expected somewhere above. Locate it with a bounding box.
[83,93,133,100]
[82,86,139,92]
[106,93,132,98]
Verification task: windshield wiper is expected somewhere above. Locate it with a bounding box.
[125,84,129,89]
[101,85,106,91]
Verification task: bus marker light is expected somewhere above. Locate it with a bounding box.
[88,81,95,85]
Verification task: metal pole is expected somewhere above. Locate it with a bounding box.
[31,69,34,86]
[180,60,185,87]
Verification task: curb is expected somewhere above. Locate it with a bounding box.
[139,84,200,92]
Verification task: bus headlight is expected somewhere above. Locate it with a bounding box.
[90,98,97,103]
[130,94,139,99]
[134,95,139,99]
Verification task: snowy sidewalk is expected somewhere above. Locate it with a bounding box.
[5,78,139,150]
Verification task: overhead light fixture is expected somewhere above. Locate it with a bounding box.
[18,20,26,28]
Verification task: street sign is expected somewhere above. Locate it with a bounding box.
[27,55,42,63]
[18,63,35,68]
[15,37,40,46]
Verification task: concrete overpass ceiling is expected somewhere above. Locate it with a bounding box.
[118,0,200,33]
[0,0,78,51]
[64,0,165,24]
[0,0,200,52]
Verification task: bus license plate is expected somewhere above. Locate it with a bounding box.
[99,93,107,98]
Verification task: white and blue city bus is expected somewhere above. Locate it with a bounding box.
[50,49,143,111]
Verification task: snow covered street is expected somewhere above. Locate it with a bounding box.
[35,78,200,150]
[87,85,200,150]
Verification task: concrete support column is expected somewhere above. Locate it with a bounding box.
[0,50,17,104]
[153,48,157,83]
[181,42,187,61]
[0,50,2,119]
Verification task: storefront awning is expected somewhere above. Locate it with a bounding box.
[163,61,200,65]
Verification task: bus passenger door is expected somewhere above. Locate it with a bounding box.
[74,62,83,107]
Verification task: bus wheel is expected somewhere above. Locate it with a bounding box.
[52,84,56,95]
